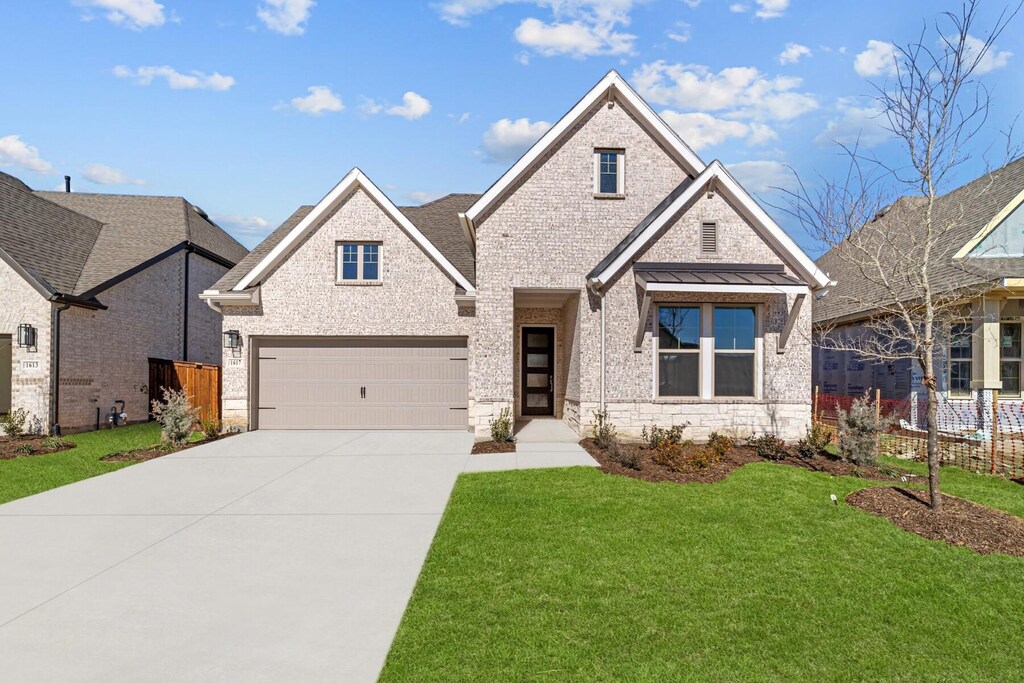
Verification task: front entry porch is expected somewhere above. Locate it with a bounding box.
[513,288,579,426]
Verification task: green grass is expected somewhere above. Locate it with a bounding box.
[382,463,1024,682]
[0,423,164,505]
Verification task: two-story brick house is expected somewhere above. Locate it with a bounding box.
[202,72,830,440]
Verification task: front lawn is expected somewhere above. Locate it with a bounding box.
[0,423,164,505]
[382,464,1024,682]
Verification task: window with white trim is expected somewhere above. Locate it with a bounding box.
[947,323,973,398]
[336,242,381,282]
[1000,321,1022,397]
[594,149,624,196]
[655,303,761,399]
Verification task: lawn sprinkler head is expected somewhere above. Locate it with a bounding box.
[830,494,838,506]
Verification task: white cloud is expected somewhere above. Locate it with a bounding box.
[660,111,777,151]
[449,112,471,124]
[386,92,432,120]
[257,0,315,35]
[406,191,444,204]
[728,0,789,18]
[632,60,818,121]
[0,135,54,174]
[481,117,552,163]
[854,40,898,77]
[681,0,701,7]
[82,163,144,185]
[814,97,892,148]
[288,85,344,115]
[113,65,235,90]
[726,160,795,193]
[211,213,270,237]
[359,98,384,115]
[73,0,165,30]
[959,33,1012,75]
[436,1,638,58]
[778,42,811,65]
[666,21,691,43]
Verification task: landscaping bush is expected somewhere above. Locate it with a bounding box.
[200,418,222,440]
[607,438,641,470]
[687,445,721,471]
[489,407,514,443]
[151,388,198,446]
[707,432,733,458]
[42,436,72,450]
[641,423,687,449]
[652,440,687,472]
[13,443,36,455]
[592,410,617,449]
[748,432,788,461]
[0,408,29,437]
[836,395,894,467]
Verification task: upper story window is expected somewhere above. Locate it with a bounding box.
[594,149,624,197]
[337,242,381,283]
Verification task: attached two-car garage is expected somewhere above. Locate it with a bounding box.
[253,338,468,430]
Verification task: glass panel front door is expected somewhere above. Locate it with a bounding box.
[522,327,554,416]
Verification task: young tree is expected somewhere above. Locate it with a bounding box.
[785,1,1019,511]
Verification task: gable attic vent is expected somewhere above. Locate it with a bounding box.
[700,221,718,254]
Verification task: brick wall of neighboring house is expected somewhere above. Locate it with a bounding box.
[187,253,230,365]
[219,187,470,431]
[0,259,53,432]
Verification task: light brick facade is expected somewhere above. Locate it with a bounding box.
[217,88,815,442]
[0,259,53,432]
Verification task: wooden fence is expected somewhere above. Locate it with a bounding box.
[148,358,222,424]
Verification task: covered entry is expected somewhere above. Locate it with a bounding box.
[254,337,468,430]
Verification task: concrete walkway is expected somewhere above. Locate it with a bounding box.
[0,428,598,682]
[465,419,599,473]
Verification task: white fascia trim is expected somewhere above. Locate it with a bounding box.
[643,282,810,295]
[232,168,476,295]
[590,160,831,291]
[465,70,705,224]
[199,288,260,304]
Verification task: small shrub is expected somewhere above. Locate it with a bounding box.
[707,432,733,458]
[14,443,36,455]
[795,438,816,460]
[42,436,72,450]
[836,394,894,467]
[641,423,688,449]
[608,438,641,470]
[687,445,721,470]
[200,418,222,440]
[592,410,617,449]
[0,408,29,437]
[151,388,199,446]
[652,440,687,472]
[489,407,514,443]
[748,432,788,461]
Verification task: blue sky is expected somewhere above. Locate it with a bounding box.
[1,1,1021,254]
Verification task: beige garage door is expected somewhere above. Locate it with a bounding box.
[255,338,468,430]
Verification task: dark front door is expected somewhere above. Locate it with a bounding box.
[521,327,555,416]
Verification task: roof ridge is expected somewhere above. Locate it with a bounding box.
[36,190,187,201]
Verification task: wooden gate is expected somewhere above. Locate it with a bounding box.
[149,358,222,423]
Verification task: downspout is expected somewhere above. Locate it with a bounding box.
[51,302,71,435]
[600,292,606,414]
[182,248,190,361]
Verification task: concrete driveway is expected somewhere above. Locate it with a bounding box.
[0,429,474,682]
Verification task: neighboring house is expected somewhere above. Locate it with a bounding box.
[813,158,1024,431]
[202,72,829,440]
[0,172,248,433]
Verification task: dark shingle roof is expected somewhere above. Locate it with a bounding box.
[37,192,249,295]
[814,157,1024,323]
[634,262,805,288]
[212,193,480,291]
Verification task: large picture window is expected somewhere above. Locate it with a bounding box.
[948,323,973,398]
[657,306,700,396]
[1001,322,1022,397]
[655,303,760,399]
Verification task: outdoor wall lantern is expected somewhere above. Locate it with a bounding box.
[223,330,242,349]
[17,323,36,348]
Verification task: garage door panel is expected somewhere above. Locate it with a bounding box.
[255,338,468,430]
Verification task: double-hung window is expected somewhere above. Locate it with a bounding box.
[948,323,973,398]
[594,149,624,196]
[1000,322,1022,397]
[655,304,759,399]
[337,242,381,283]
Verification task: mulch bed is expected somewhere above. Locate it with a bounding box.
[580,438,907,485]
[471,440,517,454]
[0,435,74,460]
[847,487,1024,557]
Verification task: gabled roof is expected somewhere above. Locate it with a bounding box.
[212,205,314,292]
[464,70,706,226]
[226,170,476,294]
[38,191,249,295]
[399,193,479,285]
[587,160,830,292]
[814,156,1024,324]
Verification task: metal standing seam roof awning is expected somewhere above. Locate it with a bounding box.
[632,262,809,352]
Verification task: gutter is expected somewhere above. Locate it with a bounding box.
[199,288,261,312]
[50,302,71,435]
